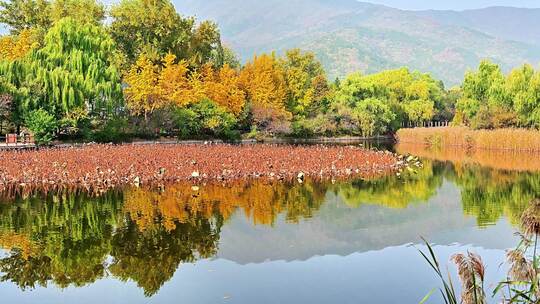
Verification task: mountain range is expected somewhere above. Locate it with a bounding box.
[178,0,540,86]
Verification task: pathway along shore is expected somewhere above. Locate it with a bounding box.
[0,143,403,193]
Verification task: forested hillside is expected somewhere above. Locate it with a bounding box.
[179,0,540,85]
[415,6,540,47]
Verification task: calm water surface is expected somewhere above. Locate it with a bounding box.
[0,145,537,304]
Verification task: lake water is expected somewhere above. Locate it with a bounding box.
[0,144,536,304]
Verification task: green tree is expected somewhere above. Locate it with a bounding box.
[109,0,223,71]
[0,17,123,130]
[456,60,508,126]
[281,48,328,116]
[354,97,395,137]
[0,77,15,132]
[24,109,57,145]
[0,0,50,34]
[455,61,540,129]
[508,64,540,128]
[333,68,442,132]
[174,99,238,139]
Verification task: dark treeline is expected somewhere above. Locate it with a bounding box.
[0,0,539,144]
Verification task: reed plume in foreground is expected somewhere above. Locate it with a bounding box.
[521,199,540,237]
[451,252,487,304]
[506,249,535,283]
[420,197,540,304]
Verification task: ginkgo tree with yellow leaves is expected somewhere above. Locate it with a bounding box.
[239,53,292,134]
[124,53,245,118]
[123,52,246,138]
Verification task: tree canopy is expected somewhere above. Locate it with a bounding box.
[454,60,540,129]
[0,17,122,132]
[1,0,539,142]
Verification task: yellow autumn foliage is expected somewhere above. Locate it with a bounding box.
[123,55,163,117]
[239,53,288,112]
[202,64,245,115]
[124,53,246,116]
[0,29,39,61]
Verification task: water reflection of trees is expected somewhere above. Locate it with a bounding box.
[397,144,540,226]
[447,165,540,226]
[331,153,540,227]
[0,180,328,295]
[0,160,538,295]
[334,160,444,209]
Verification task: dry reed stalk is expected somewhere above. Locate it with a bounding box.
[397,127,540,152]
[451,252,487,304]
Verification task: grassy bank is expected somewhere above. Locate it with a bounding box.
[396,127,540,151]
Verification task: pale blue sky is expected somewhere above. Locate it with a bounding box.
[363,0,540,10]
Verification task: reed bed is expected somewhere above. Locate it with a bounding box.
[397,127,540,152]
[0,143,401,193]
[396,143,540,172]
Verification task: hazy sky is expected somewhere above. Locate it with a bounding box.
[363,0,540,10]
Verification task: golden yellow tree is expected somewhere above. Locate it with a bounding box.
[239,53,288,111]
[203,64,245,116]
[123,55,162,117]
[0,29,39,61]
[124,53,247,118]
[239,53,291,132]
[157,53,200,107]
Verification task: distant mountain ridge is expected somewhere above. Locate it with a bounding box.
[415,6,540,47]
[178,0,540,86]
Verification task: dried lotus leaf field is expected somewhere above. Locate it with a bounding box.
[0,144,401,193]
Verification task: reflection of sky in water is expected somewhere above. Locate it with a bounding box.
[0,246,511,304]
[0,161,528,303]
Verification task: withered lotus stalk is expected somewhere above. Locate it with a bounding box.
[0,144,403,194]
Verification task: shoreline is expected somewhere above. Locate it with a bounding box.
[0,135,395,150]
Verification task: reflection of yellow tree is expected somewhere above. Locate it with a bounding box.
[335,160,442,209]
[122,180,328,228]
[0,232,40,258]
[0,180,329,295]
